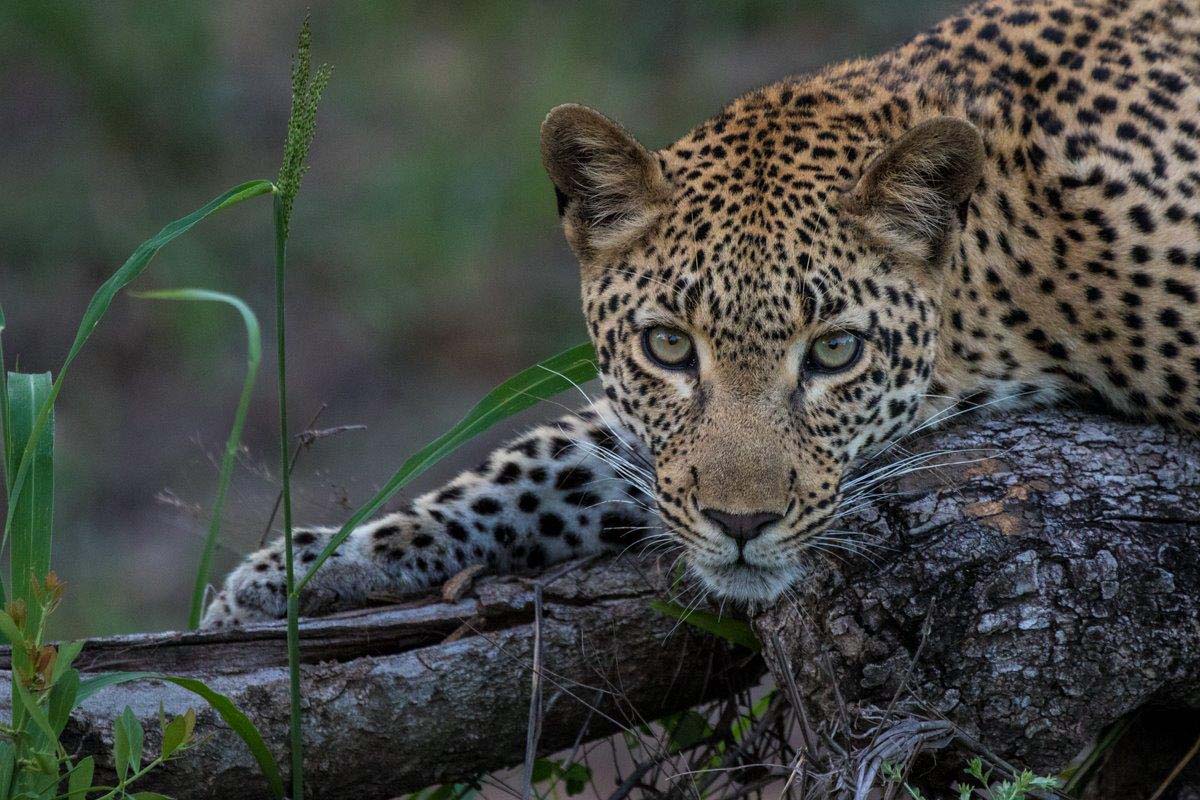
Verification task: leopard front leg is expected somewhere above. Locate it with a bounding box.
[201,401,659,628]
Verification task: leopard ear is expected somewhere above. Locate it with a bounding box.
[843,117,984,267]
[541,104,671,263]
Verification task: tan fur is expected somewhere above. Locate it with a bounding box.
[546,0,1200,599]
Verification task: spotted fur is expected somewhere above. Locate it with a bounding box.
[204,0,1200,626]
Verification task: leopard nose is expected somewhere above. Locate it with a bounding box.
[700,508,784,543]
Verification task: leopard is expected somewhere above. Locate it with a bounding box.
[202,0,1200,628]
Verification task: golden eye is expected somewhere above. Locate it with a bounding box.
[643,325,696,370]
[808,331,862,373]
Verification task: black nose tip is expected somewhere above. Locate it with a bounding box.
[700,508,784,543]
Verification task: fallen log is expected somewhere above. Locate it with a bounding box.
[5,408,1196,797]
[0,558,763,799]
[755,408,1200,793]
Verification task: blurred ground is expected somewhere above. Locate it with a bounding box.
[0,0,961,638]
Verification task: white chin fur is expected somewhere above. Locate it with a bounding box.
[690,561,796,603]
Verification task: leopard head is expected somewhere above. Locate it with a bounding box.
[541,90,984,601]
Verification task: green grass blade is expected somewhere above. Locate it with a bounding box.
[4,372,54,635]
[0,741,13,800]
[132,290,262,630]
[48,667,80,737]
[0,302,10,495]
[649,600,761,651]
[12,671,57,745]
[0,180,274,595]
[0,610,21,645]
[296,341,598,591]
[76,671,284,798]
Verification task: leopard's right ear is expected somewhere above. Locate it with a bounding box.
[541,104,671,264]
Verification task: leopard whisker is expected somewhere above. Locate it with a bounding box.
[800,538,883,568]
[865,388,1040,465]
[843,446,996,492]
[567,438,657,494]
[533,367,655,471]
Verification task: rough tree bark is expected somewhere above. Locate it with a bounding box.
[1,561,762,799]
[756,408,1200,793]
[3,408,1197,797]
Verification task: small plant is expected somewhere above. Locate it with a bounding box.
[882,761,930,800]
[0,574,200,799]
[0,335,281,798]
[530,758,592,798]
[880,756,1062,800]
[648,600,760,651]
[406,782,480,800]
[959,758,1062,800]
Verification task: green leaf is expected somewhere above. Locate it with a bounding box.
[67,756,94,798]
[1,180,274,596]
[562,762,591,796]
[667,710,711,752]
[297,341,597,591]
[0,610,22,645]
[0,302,10,498]
[0,741,14,800]
[114,707,144,781]
[4,372,54,636]
[648,600,761,651]
[48,667,79,736]
[132,290,262,629]
[52,640,84,682]
[76,671,283,798]
[12,672,57,744]
[732,689,775,744]
[160,708,195,759]
[408,782,479,800]
[132,793,172,800]
[530,757,555,784]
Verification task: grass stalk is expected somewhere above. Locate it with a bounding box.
[274,190,305,800]
[274,17,331,798]
[132,289,262,629]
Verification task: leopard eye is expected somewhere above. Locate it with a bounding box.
[642,325,696,370]
[807,331,862,373]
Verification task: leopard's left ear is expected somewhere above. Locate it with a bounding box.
[842,117,984,267]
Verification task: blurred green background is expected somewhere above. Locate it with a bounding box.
[0,0,960,638]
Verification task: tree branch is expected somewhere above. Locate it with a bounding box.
[4,408,1196,797]
[0,559,762,799]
